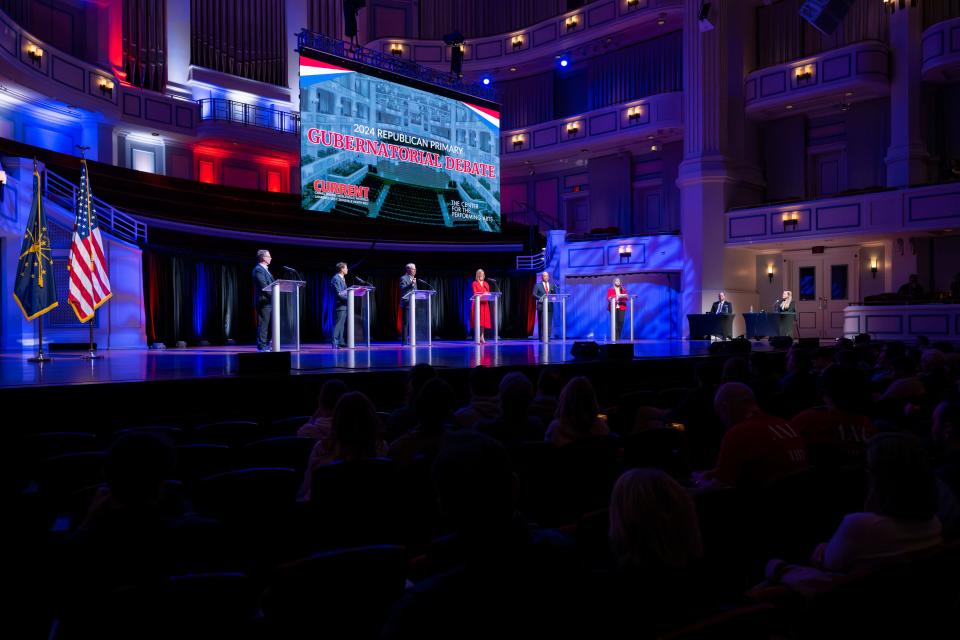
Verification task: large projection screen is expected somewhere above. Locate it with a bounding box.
[299,49,501,233]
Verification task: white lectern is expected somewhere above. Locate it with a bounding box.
[539,293,570,344]
[402,289,435,346]
[470,291,502,345]
[345,284,375,349]
[608,294,637,343]
[264,279,306,352]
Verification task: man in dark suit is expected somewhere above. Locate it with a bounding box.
[533,271,558,338]
[400,263,417,344]
[253,249,274,351]
[331,262,349,348]
[708,291,733,340]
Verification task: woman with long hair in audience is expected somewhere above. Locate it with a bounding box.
[299,391,387,499]
[591,468,711,636]
[545,376,609,446]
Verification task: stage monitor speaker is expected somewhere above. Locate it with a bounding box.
[768,336,793,349]
[799,0,855,36]
[798,337,820,350]
[238,350,291,375]
[571,341,599,359]
[600,343,633,360]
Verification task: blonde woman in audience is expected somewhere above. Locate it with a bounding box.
[545,376,609,446]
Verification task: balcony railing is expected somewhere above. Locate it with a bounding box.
[198,98,300,135]
[44,169,148,245]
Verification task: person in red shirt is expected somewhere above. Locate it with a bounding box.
[695,382,808,487]
[470,268,492,343]
[790,364,875,467]
[607,277,628,340]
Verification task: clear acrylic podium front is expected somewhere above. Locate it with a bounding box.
[470,292,502,344]
[402,289,435,346]
[608,294,638,343]
[539,293,570,343]
[345,285,374,349]
[264,279,306,352]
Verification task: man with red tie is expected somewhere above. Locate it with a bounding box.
[533,271,558,338]
[607,277,628,340]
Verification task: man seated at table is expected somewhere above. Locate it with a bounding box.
[706,292,733,340]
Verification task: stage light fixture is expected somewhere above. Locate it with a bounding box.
[557,55,570,68]
[565,16,579,31]
[481,75,491,86]
[390,43,403,56]
[627,105,643,122]
[795,64,814,82]
[512,134,525,150]
[512,35,524,50]
[566,122,580,136]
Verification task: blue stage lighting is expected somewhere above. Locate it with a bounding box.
[558,56,570,68]
[481,75,491,85]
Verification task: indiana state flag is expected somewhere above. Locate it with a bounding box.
[13,164,58,320]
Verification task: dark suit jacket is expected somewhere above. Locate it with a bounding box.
[709,300,732,314]
[253,264,274,307]
[777,300,796,313]
[533,281,558,311]
[332,273,348,307]
[400,273,417,305]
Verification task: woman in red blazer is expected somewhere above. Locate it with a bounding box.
[607,277,628,340]
[471,268,492,342]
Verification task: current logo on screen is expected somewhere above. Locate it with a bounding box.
[313,180,370,203]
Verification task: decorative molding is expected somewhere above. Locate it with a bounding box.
[920,17,960,83]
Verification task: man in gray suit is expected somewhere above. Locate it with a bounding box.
[253,249,274,351]
[400,263,417,344]
[331,262,349,348]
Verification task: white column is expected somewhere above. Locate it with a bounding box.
[885,4,929,187]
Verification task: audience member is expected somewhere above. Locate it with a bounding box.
[385,364,437,441]
[790,365,875,467]
[382,431,578,639]
[528,366,564,427]
[300,392,387,499]
[897,274,925,298]
[919,349,949,402]
[933,401,960,499]
[297,379,347,440]
[453,365,500,429]
[545,376,609,446]
[388,377,455,465]
[779,348,818,417]
[476,372,543,445]
[694,383,807,488]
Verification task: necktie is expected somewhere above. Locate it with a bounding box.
[716,301,721,314]
[545,283,549,294]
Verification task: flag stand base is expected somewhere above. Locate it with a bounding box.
[28,352,52,363]
[81,351,102,360]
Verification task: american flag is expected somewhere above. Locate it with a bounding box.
[68,159,112,322]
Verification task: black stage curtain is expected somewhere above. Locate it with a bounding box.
[144,248,537,346]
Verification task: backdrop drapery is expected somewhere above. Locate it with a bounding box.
[418,0,569,40]
[143,248,539,345]
[756,0,887,69]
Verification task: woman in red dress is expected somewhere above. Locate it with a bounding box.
[471,268,492,342]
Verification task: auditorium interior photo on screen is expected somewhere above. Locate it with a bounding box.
[1,1,959,639]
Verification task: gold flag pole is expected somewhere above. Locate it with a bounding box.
[28,158,51,363]
[77,148,102,361]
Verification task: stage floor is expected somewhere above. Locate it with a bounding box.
[0,339,757,389]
